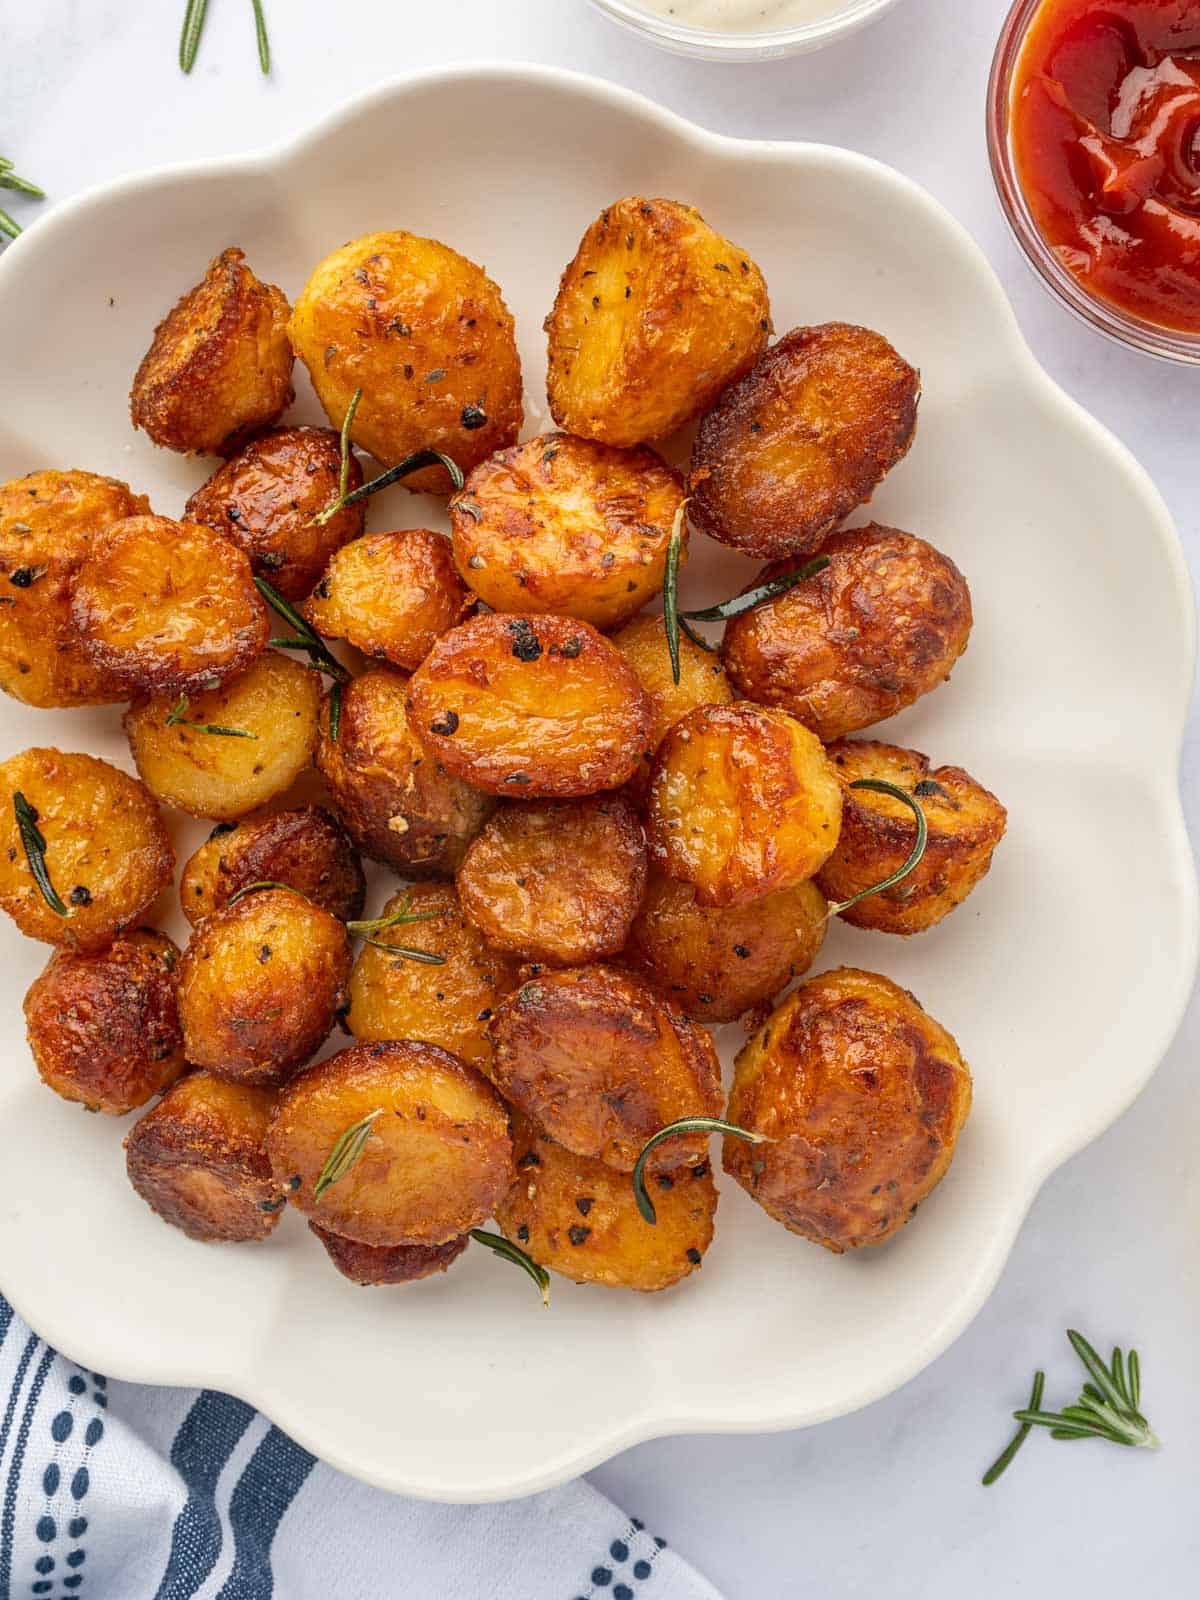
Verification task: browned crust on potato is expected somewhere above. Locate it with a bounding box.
[130,246,295,456]
[309,1222,469,1285]
[610,612,734,800]
[406,613,653,798]
[181,807,365,927]
[688,324,920,560]
[723,967,972,1252]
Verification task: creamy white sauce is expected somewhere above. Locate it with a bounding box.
[631,0,853,33]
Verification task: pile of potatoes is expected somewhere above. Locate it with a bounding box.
[0,196,1005,1297]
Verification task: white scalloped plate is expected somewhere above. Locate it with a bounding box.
[0,66,1195,1503]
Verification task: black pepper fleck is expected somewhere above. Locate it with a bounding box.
[575,1197,594,1216]
[461,404,487,430]
[568,1226,591,1246]
[68,886,92,907]
[686,1248,702,1265]
[430,711,460,736]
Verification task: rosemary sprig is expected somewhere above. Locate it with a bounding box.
[633,1116,768,1226]
[684,555,831,625]
[0,157,46,242]
[328,679,343,743]
[225,881,447,965]
[982,1370,1045,1486]
[180,0,270,75]
[165,694,257,739]
[255,577,350,684]
[826,780,930,917]
[662,500,689,686]
[469,1230,551,1307]
[313,1109,383,1203]
[227,878,313,908]
[312,387,466,526]
[12,792,73,918]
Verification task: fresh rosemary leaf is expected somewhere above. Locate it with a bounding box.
[251,0,270,73]
[255,577,349,683]
[681,555,831,625]
[0,160,44,199]
[661,499,689,686]
[826,780,930,917]
[345,896,446,965]
[981,1370,1044,1485]
[328,679,343,744]
[314,440,466,527]
[314,1109,383,1203]
[179,0,209,72]
[165,694,257,739]
[12,792,72,918]
[633,1116,767,1225]
[469,1229,550,1307]
[357,935,446,965]
[0,208,21,242]
[226,879,313,909]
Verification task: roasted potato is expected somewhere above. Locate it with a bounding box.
[289,230,522,492]
[457,793,647,966]
[815,740,1007,934]
[130,246,294,456]
[627,872,827,1025]
[183,425,365,600]
[72,515,270,697]
[647,703,842,907]
[346,882,519,1071]
[125,1072,283,1242]
[449,433,685,629]
[724,968,972,1252]
[0,748,173,952]
[0,469,149,708]
[496,1115,716,1293]
[545,197,771,446]
[720,524,974,742]
[406,613,653,798]
[24,929,184,1114]
[180,806,365,927]
[610,612,734,798]
[304,529,472,670]
[309,1222,469,1286]
[487,965,723,1173]
[315,666,493,875]
[689,324,921,560]
[125,651,321,821]
[267,1040,513,1247]
[175,888,351,1087]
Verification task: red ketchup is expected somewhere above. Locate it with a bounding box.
[1010,0,1200,333]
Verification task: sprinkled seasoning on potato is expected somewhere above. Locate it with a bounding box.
[180,806,365,927]
[724,967,973,1252]
[309,1223,469,1286]
[609,612,734,799]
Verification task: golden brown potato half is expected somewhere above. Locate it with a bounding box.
[647,703,842,907]
[309,1223,469,1286]
[545,197,771,446]
[609,612,734,799]
[72,515,270,697]
[289,230,522,492]
[176,888,351,1087]
[720,524,974,743]
[130,246,294,456]
[125,651,321,821]
[304,529,472,670]
[125,1072,283,1242]
[0,470,149,708]
[406,613,653,798]
[724,967,972,1252]
[346,882,519,1071]
[24,929,184,1114]
[688,324,921,561]
[488,965,723,1174]
[815,740,1008,934]
[180,806,365,927]
[449,433,685,629]
[627,872,827,1025]
[315,666,493,875]
[0,749,173,952]
[496,1115,716,1292]
[268,1040,513,1247]
[184,426,366,600]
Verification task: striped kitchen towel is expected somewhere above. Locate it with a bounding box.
[0,1295,721,1600]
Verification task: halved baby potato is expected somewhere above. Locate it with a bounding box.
[546,197,771,446]
[180,806,365,926]
[609,612,734,799]
[310,1222,469,1286]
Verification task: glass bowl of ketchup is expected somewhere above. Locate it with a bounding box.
[989,0,1200,362]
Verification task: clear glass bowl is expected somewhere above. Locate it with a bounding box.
[585,0,903,62]
[987,0,1200,365]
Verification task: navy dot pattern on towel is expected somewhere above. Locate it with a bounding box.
[26,1360,103,1598]
[577,1518,671,1599]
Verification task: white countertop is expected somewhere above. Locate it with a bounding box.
[4,1,1198,1594]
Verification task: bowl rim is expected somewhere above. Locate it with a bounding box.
[586,0,903,56]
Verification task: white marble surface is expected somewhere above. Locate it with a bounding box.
[3,1,1197,1594]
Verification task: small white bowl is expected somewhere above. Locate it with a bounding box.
[586,0,902,60]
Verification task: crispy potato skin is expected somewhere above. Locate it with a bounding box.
[496,1115,716,1292]
[724,967,972,1252]
[347,883,518,1071]
[610,612,734,799]
[176,889,350,1087]
[0,749,173,952]
[125,1072,282,1242]
[309,1222,469,1285]
[181,806,365,927]
[816,740,1007,934]
[24,929,184,1114]
[0,470,149,708]
[130,246,294,456]
[487,965,723,1173]
[545,198,771,446]
[304,529,472,671]
[627,872,827,1025]
[289,230,522,492]
[647,704,842,908]
[721,524,974,743]
[449,433,685,629]
[457,794,648,966]
[184,426,365,600]
[125,651,321,821]
[316,667,493,875]
[406,613,653,798]
[268,1040,513,1247]
[72,515,270,697]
